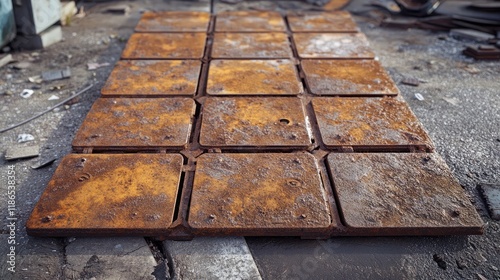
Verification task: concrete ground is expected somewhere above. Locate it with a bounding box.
[0,0,499,279]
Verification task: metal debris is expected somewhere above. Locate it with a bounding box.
[20,89,34,98]
[479,184,500,220]
[5,145,39,161]
[18,133,35,143]
[42,67,71,81]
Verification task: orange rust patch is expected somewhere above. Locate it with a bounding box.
[121,33,206,59]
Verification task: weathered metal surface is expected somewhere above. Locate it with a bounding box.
[215,11,286,32]
[121,33,206,59]
[189,153,332,236]
[211,33,293,58]
[200,97,312,148]
[287,11,358,33]
[72,98,195,151]
[312,97,433,151]
[101,60,201,96]
[293,33,375,58]
[327,153,484,235]
[302,59,399,96]
[26,154,183,236]
[206,59,303,95]
[135,11,210,32]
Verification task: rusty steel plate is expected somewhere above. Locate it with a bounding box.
[72,98,195,151]
[200,97,311,148]
[206,60,303,95]
[121,33,206,59]
[293,33,375,59]
[26,154,183,236]
[287,11,358,33]
[302,60,399,95]
[212,33,293,59]
[135,11,210,32]
[312,97,433,151]
[189,153,333,236]
[327,153,484,235]
[215,11,286,32]
[101,60,201,96]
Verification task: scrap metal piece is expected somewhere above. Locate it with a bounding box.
[200,97,312,149]
[302,60,399,95]
[5,145,39,160]
[215,11,286,32]
[101,60,201,96]
[293,33,375,58]
[212,33,293,58]
[189,153,333,236]
[72,98,195,151]
[26,154,183,236]
[206,59,303,95]
[287,11,359,32]
[121,33,206,59]
[328,153,484,235]
[479,184,500,220]
[312,97,433,151]
[135,11,210,32]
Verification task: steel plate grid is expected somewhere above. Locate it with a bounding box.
[26,154,183,237]
[327,153,484,236]
[135,11,211,33]
[188,153,334,237]
[215,11,287,32]
[121,33,206,59]
[287,11,359,33]
[72,98,196,152]
[211,32,293,59]
[101,60,201,97]
[199,97,312,149]
[206,59,303,95]
[312,97,434,152]
[301,60,399,96]
[293,33,375,59]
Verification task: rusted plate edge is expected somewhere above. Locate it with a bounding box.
[26,227,171,237]
[71,147,187,153]
[99,93,197,98]
[205,93,300,96]
[198,145,314,151]
[168,160,196,241]
[302,82,400,97]
[315,157,346,235]
[188,227,331,238]
[120,57,205,61]
[324,145,434,153]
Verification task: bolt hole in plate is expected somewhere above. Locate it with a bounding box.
[188,153,334,236]
[27,154,183,236]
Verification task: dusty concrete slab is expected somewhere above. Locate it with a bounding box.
[0,235,64,279]
[64,237,156,279]
[163,237,262,280]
